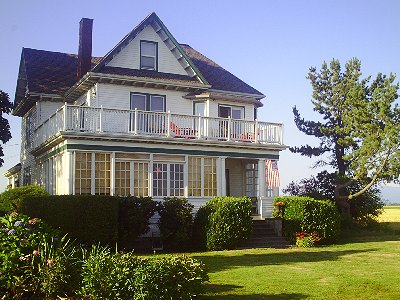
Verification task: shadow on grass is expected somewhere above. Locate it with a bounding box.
[193,249,375,273]
[200,292,307,299]
[337,224,400,244]
[200,283,307,299]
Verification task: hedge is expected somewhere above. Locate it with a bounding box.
[273,196,341,243]
[118,196,157,250]
[19,195,119,246]
[193,196,253,251]
[0,185,49,213]
[157,197,194,251]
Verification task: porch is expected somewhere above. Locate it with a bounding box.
[33,104,284,149]
[37,150,278,217]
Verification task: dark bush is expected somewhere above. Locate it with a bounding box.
[157,197,194,251]
[80,246,208,300]
[273,196,341,243]
[192,205,212,251]
[283,171,384,226]
[0,185,49,212]
[118,196,157,250]
[194,196,252,251]
[19,195,119,246]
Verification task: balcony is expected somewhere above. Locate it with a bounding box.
[33,104,284,149]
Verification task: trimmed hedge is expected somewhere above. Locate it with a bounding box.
[158,197,194,251]
[194,196,253,251]
[19,195,119,246]
[273,196,341,243]
[0,185,49,212]
[118,196,157,250]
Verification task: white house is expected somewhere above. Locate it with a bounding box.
[6,13,285,217]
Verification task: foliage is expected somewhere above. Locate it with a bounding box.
[273,196,341,243]
[196,196,253,251]
[0,212,80,298]
[118,196,157,250]
[295,231,321,248]
[0,90,13,167]
[80,246,208,300]
[283,170,384,226]
[0,185,49,213]
[157,197,194,251]
[192,205,212,251]
[290,58,400,218]
[19,195,119,246]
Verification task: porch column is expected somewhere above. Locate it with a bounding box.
[65,151,73,195]
[257,159,266,218]
[217,156,227,196]
[110,152,115,196]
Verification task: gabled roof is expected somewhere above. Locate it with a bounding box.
[180,44,264,97]
[14,13,265,116]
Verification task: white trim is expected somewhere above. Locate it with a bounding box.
[220,156,226,196]
[184,155,189,198]
[200,157,204,197]
[148,153,153,197]
[91,153,95,195]
[110,152,115,196]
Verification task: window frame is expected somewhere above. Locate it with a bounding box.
[140,40,158,71]
[218,104,245,120]
[130,92,166,112]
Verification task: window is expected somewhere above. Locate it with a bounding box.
[140,41,157,70]
[153,162,184,197]
[218,105,244,119]
[23,167,31,186]
[204,158,217,196]
[94,153,111,195]
[130,93,165,112]
[25,112,34,147]
[133,161,149,196]
[188,157,202,196]
[115,160,130,196]
[75,152,92,195]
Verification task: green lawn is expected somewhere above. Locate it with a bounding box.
[191,206,400,300]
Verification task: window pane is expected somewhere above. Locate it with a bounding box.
[170,164,184,197]
[141,41,156,56]
[218,106,231,118]
[153,163,167,197]
[232,108,243,119]
[194,102,206,116]
[141,57,156,69]
[150,96,164,112]
[131,94,146,110]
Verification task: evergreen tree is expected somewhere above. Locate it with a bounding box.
[291,59,399,219]
[0,90,13,167]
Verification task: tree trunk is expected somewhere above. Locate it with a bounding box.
[334,178,352,222]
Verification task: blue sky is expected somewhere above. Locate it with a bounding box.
[1,0,399,202]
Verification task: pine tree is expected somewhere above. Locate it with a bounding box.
[0,90,13,167]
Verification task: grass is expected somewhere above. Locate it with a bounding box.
[191,206,400,300]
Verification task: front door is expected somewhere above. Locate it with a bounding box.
[245,163,258,214]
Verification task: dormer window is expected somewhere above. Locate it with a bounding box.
[140,40,157,70]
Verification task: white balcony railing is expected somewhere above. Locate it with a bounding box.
[33,104,284,148]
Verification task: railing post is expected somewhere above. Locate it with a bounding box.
[167,110,171,137]
[254,119,258,143]
[227,116,231,141]
[99,105,103,132]
[63,102,67,130]
[198,115,202,139]
[134,108,138,135]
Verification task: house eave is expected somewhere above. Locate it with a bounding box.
[64,72,212,102]
[13,93,64,117]
[184,89,265,107]
[4,163,22,177]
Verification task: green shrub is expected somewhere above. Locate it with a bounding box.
[19,195,119,246]
[273,196,341,244]
[158,197,194,251]
[192,205,212,251]
[0,185,49,212]
[118,196,157,250]
[194,196,253,251]
[0,212,80,298]
[80,247,208,300]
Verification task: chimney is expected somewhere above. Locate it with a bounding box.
[77,18,93,80]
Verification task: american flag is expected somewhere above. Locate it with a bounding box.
[266,160,280,188]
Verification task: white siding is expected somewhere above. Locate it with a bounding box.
[107,25,188,76]
[96,83,193,115]
[37,101,64,125]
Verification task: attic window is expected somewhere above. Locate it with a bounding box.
[140,40,157,70]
